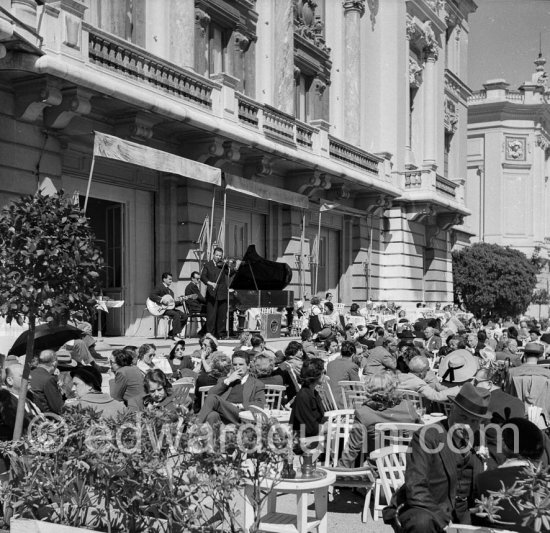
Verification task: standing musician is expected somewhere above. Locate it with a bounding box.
[201,247,239,339]
[149,272,188,340]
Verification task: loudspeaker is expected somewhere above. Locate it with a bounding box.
[260,313,282,339]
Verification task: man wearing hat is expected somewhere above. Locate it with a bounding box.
[438,349,480,388]
[70,366,124,418]
[384,383,492,532]
[506,342,550,423]
[30,349,64,415]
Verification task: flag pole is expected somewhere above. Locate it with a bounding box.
[315,207,322,296]
[83,154,96,214]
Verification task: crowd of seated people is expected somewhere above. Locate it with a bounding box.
[3,302,550,533]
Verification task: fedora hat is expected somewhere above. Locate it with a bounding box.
[450,382,491,419]
[438,349,479,383]
[523,342,544,357]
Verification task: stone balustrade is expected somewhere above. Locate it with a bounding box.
[402,170,458,199]
[435,174,458,197]
[87,26,215,109]
[86,25,383,181]
[329,136,381,174]
[469,88,526,105]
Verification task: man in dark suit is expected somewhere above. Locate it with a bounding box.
[200,247,237,338]
[30,350,64,415]
[385,383,491,532]
[149,272,188,339]
[197,351,265,426]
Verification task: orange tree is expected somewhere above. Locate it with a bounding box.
[0,191,103,439]
[453,242,538,320]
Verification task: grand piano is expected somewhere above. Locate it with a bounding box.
[229,245,294,311]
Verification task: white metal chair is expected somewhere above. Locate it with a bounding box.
[198,385,214,404]
[264,384,286,410]
[339,380,367,409]
[374,422,423,450]
[317,377,338,412]
[396,389,425,412]
[430,399,452,417]
[321,409,375,522]
[171,382,193,408]
[248,405,271,424]
[153,315,172,339]
[368,445,408,521]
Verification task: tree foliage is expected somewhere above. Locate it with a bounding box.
[0,190,104,440]
[0,191,103,326]
[452,242,538,320]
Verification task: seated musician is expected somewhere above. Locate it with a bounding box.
[184,271,207,336]
[149,272,188,340]
[196,351,265,426]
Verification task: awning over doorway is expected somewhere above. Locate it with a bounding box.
[93,132,221,186]
[225,173,309,210]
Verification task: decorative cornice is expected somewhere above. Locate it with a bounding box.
[537,133,550,152]
[294,1,330,54]
[43,86,93,129]
[406,15,440,60]
[195,8,210,36]
[426,0,445,16]
[234,31,251,52]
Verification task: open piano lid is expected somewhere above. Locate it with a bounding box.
[230,245,292,290]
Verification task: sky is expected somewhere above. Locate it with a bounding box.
[468,0,550,91]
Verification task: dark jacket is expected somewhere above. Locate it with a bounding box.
[149,283,175,304]
[326,357,360,409]
[193,372,219,413]
[184,281,206,314]
[110,365,144,404]
[290,385,325,438]
[200,260,235,301]
[207,375,265,410]
[30,367,64,415]
[387,422,458,530]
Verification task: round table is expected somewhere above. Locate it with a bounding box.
[243,468,336,533]
[239,409,291,423]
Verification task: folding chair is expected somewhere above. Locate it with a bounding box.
[198,385,214,404]
[317,377,338,412]
[171,382,193,408]
[264,384,286,410]
[320,409,375,522]
[369,445,408,521]
[396,389,425,412]
[374,422,423,450]
[339,380,367,409]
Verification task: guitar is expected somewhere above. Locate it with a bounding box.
[146,294,198,316]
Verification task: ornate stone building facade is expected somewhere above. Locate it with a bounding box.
[466,56,550,261]
[0,0,476,335]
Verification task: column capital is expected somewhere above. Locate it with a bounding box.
[342,0,365,16]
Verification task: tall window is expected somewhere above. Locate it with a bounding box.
[444,132,452,178]
[208,22,229,76]
[295,73,313,122]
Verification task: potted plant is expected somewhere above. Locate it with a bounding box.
[1,406,291,533]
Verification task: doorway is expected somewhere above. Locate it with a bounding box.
[82,196,125,335]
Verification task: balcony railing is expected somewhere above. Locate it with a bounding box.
[263,105,295,144]
[296,120,314,149]
[236,94,260,128]
[87,25,215,109]
[435,174,457,197]
[402,170,458,198]
[328,136,380,174]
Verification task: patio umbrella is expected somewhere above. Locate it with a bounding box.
[9,324,84,356]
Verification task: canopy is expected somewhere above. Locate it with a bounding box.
[93,132,221,186]
[225,173,309,210]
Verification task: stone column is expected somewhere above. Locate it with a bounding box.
[168,0,195,69]
[423,50,437,164]
[343,0,365,145]
[273,0,294,114]
[194,8,211,77]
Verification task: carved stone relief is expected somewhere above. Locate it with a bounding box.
[505,137,526,161]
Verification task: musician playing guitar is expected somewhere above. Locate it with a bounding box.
[201,247,238,339]
[148,272,190,339]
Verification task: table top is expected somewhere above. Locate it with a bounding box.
[249,468,336,492]
[239,409,291,423]
[422,414,447,424]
